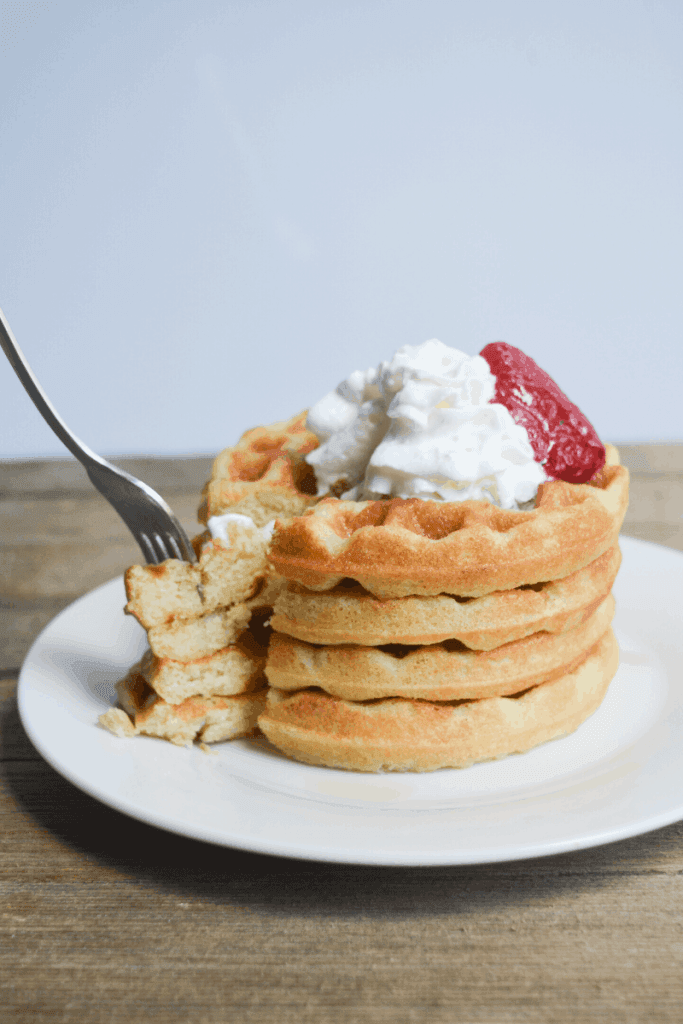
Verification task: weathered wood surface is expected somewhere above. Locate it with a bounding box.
[1,447,683,1023]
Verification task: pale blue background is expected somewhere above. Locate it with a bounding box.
[1,0,681,458]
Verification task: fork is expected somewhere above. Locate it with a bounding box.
[0,306,197,564]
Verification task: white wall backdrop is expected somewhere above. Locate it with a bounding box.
[1,0,682,458]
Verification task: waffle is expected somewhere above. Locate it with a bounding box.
[270,545,620,649]
[258,629,619,772]
[145,604,252,660]
[125,520,270,630]
[268,461,629,599]
[266,593,614,702]
[199,411,321,528]
[104,514,281,745]
[138,630,267,704]
[100,668,267,746]
[124,516,282,661]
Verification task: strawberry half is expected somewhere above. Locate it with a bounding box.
[480,342,605,484]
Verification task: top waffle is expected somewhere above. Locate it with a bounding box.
[198,411,320,528]
[268,455,629,599]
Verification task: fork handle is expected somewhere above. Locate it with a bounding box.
[0,306,103,468]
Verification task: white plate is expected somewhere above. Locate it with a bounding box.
[17,535,683,866]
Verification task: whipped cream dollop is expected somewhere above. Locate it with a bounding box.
[205,513,275,552]
[305,339,547,510]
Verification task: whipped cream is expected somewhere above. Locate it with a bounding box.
[206,513,275,551]
[305,339,547,510]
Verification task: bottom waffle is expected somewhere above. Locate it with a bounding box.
[266,594,614,702]
[99,670,267,746]
[258,629,619,772]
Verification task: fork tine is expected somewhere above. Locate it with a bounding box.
[182,533,199,563]
[167,535,184,561]
[153,533,172,562]
[138,533,158,564]
[177,531,198,563]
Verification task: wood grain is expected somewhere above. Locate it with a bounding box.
[1,448,683,1024]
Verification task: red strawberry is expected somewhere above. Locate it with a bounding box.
[480,342,605,484]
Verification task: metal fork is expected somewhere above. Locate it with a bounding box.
[0,306,197,564]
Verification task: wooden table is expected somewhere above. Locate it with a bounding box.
[2,446,683,1024]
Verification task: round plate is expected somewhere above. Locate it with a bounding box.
[17,536,683,866]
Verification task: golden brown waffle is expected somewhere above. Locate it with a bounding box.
[105,516,280,747]
[99,670,267,746]
[269,463,629,599]
[146,604,254,660]
[125,520,270,630]
[138,630,267,705]
[124,516,282,662]
[271,546,621,649]
[266,594,614,702]
[199,411,321,528]
[258,629,618,772]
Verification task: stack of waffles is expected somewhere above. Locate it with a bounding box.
[101,411,629,774]
[259,450,630,771]
[101,412,316,747]
[100,520,281,746]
